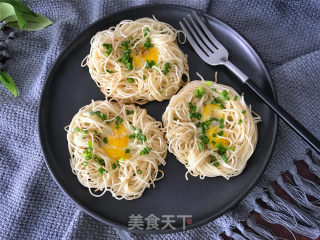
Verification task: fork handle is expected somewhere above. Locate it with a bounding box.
[245,78,320,154]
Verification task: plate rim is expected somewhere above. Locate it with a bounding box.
[38,3,279,234]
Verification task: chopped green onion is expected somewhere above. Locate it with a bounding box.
[217,130,224,136]
[98,158,104,165]
[213,162,220,167]
[220,90,230,100]
[211,140,216,145]
[144,28,150,37]
[212,88,216,91]
[126,110,134,115]
[127,78,133,83]
[83,161,88,166]
[106,70,114,74]
[144,37,153,49]
[129,134,135,139]
[140,147,151,155]
[233,96,238,101]
[102,43,112,56]
[74,128,80,132]
[145,60,155,69]
[98,167,108,174]
[198,142,204,151]
[212,133,217,137]
[130,126,136,131]
[221,154,228,162]
[94,130,98,134]
[194,87,205,98]
[143,74,146,80]
[125,149,130,153]
[238,119,243,125]
[121,40,130,50]
[162,62,171,75]
[103,137,108,144]
[219,103,225,109]
[210,156,217,163]
[116,116,123,124]
[137,169,142,174]
[111,163,117,169]
[173,117,178,121]
[241,110,247,114]
[89,110,94,115]
[230,146,235,151]
[82,128,88,134]
[205,81,212,86]
[120,157,126,162]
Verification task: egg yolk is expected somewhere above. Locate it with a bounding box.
[102,123,130,160]
[132,47,159,69]
[201,103,229,149]
[201,103,225,121]
[207,126,229,149]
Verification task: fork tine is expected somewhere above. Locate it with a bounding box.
[182,17,213,55]
[179,20,210,62]
[192,11,225,49]
[187,14,217,50]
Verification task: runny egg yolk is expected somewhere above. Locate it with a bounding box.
[103,123,130,160]
[132,47,159,69]
[201,103,229,149]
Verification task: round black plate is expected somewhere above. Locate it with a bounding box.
[39,4,278,234]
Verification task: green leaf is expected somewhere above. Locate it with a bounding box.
[6,12,52,31]
[0,71,18,97]
[0,0,52,31]
[0,3,15,22]
[0,0,35,16]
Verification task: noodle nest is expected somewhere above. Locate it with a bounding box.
[66,100,167,200]
[162,80,260,180]
[82,17,189,104]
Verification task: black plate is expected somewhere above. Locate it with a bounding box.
[39,4,278,234]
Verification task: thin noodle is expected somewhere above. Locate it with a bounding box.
[66,100,167,200]
[162,80,260,180]
[82,18,189,104]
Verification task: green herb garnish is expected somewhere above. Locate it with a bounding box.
[126,110,134,115]
[140,147,151,155]
[162,62,171,75]
[194,87,205,98]
[127,78,133,83]
[98,167,107,174]
[220,90,230,100]
[221,154,228,162]
[144,37,153,49]
[103,137,108,144]
[102,43,112,56]
[238,119,243,125]
[144,28,150,37]
[233,96,238,101]
[145,60,155,69]
[137,169,142,174]
[125,149,130,153]
[241,110,247,114]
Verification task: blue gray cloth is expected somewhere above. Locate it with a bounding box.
[1,0,320,239]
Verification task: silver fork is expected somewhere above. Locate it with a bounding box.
[180,11,320,154]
